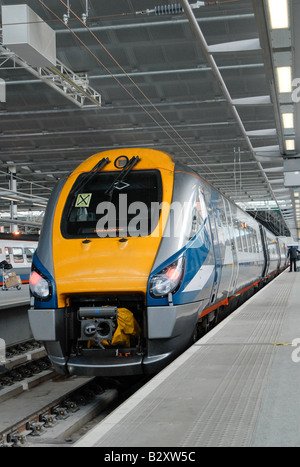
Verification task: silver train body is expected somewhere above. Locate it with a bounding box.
[27,150,288,376]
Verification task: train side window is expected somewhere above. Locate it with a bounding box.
[251,228,256,253]
[254,232,259,253]
[252,230,257,253]
[241,228,248,252]
[12,247,24,263]
[221,210,227,225]
[234,221,242,251]
[255,232,261,253]
[0,248,2,254]
[188,187,207,240]
[255,231,259,253]
[25,248,35,263]
[248,229,253,253]
[5,247,10,263]
[216,209,222,227]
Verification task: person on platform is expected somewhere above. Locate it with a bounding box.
[287,245,300,272]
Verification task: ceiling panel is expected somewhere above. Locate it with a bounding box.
[0,0,298,238]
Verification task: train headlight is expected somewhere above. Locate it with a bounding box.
[29,270,51,300]
[149,256,185,297]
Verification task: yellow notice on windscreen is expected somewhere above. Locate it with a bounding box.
[75,193,92,207]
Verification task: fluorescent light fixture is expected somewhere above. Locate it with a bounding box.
[277,66,292,93]
[286,139,295,151]
[282,112,294,128]
[1,196,21,202]
[268,0,289,29]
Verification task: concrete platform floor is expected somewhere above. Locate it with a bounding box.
[75,270,300,447]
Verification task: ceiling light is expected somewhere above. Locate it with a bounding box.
[268,0,289,29]
[277,66,292,93]
[1,196,21,203]
[282,113,294,128]
[286,139,295,151]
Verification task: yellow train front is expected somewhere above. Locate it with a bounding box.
[28,148,207,376]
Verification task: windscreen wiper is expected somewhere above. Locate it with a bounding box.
[104,156,141,197]
[71,157,110,198]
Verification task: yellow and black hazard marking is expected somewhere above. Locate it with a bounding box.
[273,342,293,346]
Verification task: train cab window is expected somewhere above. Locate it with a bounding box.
[25,248,35,262]
[12,247,24,263]
[61,169,162,238]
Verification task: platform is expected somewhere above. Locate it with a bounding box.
[0,285,32,346]
[0,285,30,310]
[75,269,300,447]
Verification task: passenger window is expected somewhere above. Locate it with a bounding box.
[252,231,256,253]
[25,248,35,263]
[234,221,242,251]
[188,187,207,240]
[241,228,248,252]
[12,247,24,263]
[254,232,259,253]
[248,230,253,253]
[5,247,10,263]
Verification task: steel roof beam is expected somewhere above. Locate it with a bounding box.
[0,46,101,108]
[180,0,288,231]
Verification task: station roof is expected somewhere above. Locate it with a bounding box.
[0,0,298,239]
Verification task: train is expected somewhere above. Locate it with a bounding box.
[0,234,38,286]
[28,148,288,377]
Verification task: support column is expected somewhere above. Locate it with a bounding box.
[8,165,18,234]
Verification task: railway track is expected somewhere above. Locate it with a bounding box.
[0,283,261,448]
[0,339,149,447]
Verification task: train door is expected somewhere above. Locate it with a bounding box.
[213,198,234,302]
[259,225,269,277]
[224,200,239,296]
[275,239,281,271]
[207,196,223,304]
